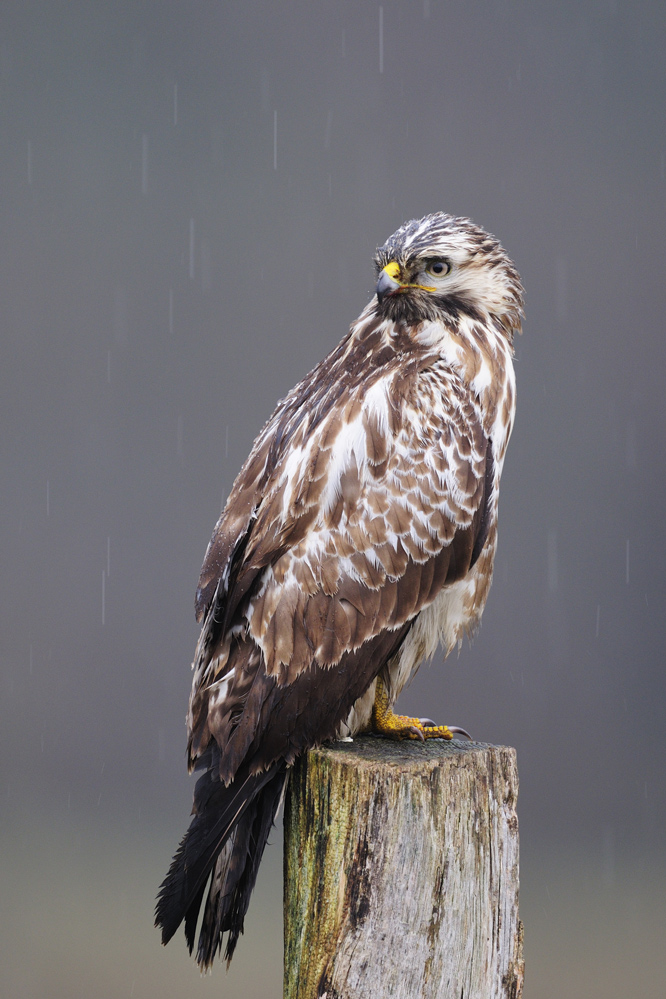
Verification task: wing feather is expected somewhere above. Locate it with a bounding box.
[187,319,492,779]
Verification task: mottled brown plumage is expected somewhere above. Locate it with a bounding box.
[156,212,523,969]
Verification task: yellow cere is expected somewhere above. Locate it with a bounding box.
[382,260,436,293]
[382,260,402,281]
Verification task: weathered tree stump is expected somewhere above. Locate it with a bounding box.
[284,737,523,999]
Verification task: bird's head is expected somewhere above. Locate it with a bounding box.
[374,213,524,340]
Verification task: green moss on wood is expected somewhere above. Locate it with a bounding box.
[284,737,522,999]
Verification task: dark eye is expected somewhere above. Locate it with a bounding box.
[425,259,450,277]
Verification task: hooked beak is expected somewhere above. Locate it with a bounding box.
[376,263,402,304]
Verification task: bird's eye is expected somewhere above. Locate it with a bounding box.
[425,259,450,277]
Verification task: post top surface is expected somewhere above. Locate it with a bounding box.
[309,735,514,771]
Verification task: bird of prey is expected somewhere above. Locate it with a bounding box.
[155,212,523,969]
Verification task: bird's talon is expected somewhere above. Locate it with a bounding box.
[372,676,455,741]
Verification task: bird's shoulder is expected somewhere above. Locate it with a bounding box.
[194,313,452,618]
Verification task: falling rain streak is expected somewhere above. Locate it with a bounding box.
[173,83,178,126]
[107,537,111,578]
[169,288,174,333]
[27,140,32,185]
[273,111,277,170]
[625,540,630,584]
[547,529,558,593]
[102,569,105,626]
[46,480,50,518]
[141,134,149,194]
[596,604,600,638]
[177,415,184,460]
[107,350,111,383]
[379,7,384,74]
[189,219,195,279]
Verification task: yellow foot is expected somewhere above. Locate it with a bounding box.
[371,675,453,741]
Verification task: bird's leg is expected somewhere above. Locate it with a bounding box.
[371,674,453,741]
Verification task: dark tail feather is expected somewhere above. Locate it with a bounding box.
[197,766,286,967]
[155,745,287,968]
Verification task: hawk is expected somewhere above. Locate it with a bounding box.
[156,212,523,969]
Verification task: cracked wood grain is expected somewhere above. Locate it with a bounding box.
[284,737,523,999]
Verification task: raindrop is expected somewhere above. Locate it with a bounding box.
[141,133,149,194]
[173,83,178,126]
[107,536,111,578]
[625,540,630,585]
[324,110,332,149]
[29,644,33,674]
[27,140,32,185]
[177,415,184,460]
[341,29,346,59]
[547,529,558,592]
[328,174,332,199]
[189,219,195,279]
[595,603,600,638]
[379,7,384,74]
[169,288,174,334]
[46,479,50,518]
[423,0,430,18]
[273,110,277,170]
[601,826,615,888]
[225,424,229,458]
[102,569,106,626]
[107,350,111,383]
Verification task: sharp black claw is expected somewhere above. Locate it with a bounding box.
[447,726,473,740]
[419,718,472,740]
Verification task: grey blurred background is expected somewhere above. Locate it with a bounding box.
[1,2,664,996]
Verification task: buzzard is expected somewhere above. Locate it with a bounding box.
[156,213,523,969]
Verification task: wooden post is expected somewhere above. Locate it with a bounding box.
[284,737,523,999]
